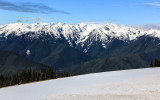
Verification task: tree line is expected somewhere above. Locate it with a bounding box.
[0,67,73,88]
[150,58,160,67]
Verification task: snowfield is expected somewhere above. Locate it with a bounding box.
[0,68,160,100]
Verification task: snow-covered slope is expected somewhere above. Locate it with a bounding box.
[0,23,160,48]
[0,68,160,100]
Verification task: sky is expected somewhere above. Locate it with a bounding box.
[0,0,160,26]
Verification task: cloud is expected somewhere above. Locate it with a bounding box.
[0,1,70,14]
[17,20,22,23]
[34,17,42,22]
[132,24,160,31]
[144,2,160,7]
[26,17,42,22]
[25,17,53,23]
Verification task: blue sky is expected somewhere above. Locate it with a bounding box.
[0,0,160,25]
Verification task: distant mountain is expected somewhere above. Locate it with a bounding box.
[0,22,160,53]
[0,22,160,73]
[87,36,160,58]
[0,51,48,76]
[67,53,150,74]
[0,23,159,46]
[0,34,90,70]
[70,52,160,75]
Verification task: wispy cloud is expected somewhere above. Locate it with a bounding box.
[0,1,70,14]
[26,17,43,22]
[25,17,53,23]
[132,24,160,31]
[144,2,160,7]
[17,20,22,23]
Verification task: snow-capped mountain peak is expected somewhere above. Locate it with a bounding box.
[145,29,160,38]
[0,22,160,49]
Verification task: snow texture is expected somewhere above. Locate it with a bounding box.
[0,23,160,49]
[0,68,160,100]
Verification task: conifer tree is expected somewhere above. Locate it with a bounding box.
[150,60,153,67]
[0,67,72,88]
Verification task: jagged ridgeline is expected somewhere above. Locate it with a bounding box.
[0,23,160,74]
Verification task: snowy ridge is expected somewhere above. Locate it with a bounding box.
[0,22,160,48]
[0,68,160,100]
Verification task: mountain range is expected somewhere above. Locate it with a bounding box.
[0,22,160,74]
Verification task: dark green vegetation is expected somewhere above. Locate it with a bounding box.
[150,59,160,67]
[0,67,72,88]
[0,33,160,76]
[0,51,49,76]
[71,36,160,74]
[66,36,160,74]
[68,54,150,74]
[78,36,160,59]
[0,34,90,71]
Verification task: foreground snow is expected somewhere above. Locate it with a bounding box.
[0,68,160,100]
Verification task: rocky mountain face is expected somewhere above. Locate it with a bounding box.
[0,22,160,72]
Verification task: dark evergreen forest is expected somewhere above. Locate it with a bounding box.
[150,58,160,67]
[0,67,72,88]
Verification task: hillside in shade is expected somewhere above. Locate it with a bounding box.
[0,51,49,76]
[0,22,160,74]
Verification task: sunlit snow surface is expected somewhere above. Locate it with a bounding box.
[0,23,160,49]
[0,68,160,100]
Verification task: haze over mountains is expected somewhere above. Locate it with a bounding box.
[0,22,160,74]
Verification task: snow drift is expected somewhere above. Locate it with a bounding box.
[0,68,160,100]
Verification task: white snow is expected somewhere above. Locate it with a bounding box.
[0,22,160,51]
[145,29,160,38]
[0,22,158,41]
[26,49,30,55]
[0,68,160,100]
